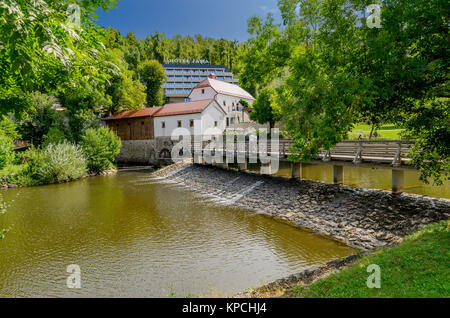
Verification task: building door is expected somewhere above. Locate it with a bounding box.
[226,117,229,127]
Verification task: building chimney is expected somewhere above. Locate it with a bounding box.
[208,73,216,79]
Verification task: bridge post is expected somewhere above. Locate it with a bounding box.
[261,162,273,175]
[194,154,205,165]
[238,161,248,171]
[291,162,302,180]
[333,165,344,185]
[392,169,404,194]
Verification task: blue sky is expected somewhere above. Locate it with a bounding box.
[96,0,280,42]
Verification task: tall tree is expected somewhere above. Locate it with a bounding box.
[249,87,281,129]
[269,0,449,183]
[0,0,119,116]
[138,60,167,106]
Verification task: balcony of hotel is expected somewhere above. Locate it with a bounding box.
[164,88,193,96]
[164,69,232,76]
[162,82,198,89]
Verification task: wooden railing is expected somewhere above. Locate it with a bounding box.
[190,137,413,167]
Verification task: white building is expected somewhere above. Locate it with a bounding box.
[153,99,226,137]
[188,74,255,127]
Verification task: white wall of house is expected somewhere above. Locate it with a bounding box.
[189,87,216,101]
[215,93,253,124]
[201,102,226,134]
[189,84,254,127]
[154,102,226,137]
[154,113,202,137]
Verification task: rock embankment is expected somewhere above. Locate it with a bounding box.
[235,253,364,298]
[153,163,450,250]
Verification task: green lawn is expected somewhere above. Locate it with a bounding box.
[289,220,450,298]
[348,123,405,140]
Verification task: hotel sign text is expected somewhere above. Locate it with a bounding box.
[166,58,210,64]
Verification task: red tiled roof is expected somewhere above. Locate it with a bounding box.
[154,99,215,117]
[103,107,162,120]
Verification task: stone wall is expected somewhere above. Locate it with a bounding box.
[117,137,175,166]
[235,253,363,298]
[153,163,450,250]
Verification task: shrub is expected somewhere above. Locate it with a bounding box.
[17,92,66,146]
[67,108,102,142]
[22,142,87,184]
[0,134,14,170]
[42,127,67,148]
[0,115,20,140]
[79,127,121,173]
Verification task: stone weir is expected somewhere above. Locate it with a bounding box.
[152,163,450,250]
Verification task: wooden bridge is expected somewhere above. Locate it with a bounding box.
[191,138,414,194]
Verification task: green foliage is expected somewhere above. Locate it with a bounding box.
[67,108,102,142]
[0,0,119,116]
[0,133,14,170]
[249,88,281,129]
[403,98,449,185]
[105,50,146,114]
[21,142,87,185]
[138,60,167,106]
[290,220,450,298]
[79,127,121,173]
[0,115,20,140]
[17,92,66,146]
[42,127,67,148]
[239,99,250,109]
[242,0,449,183]
[60,81,112,112]
[238,13,284,96]
[106,29,244,72]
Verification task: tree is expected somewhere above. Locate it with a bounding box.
[79,127,121,173]
[238,14,283,96]
[106,71,146,114]
[138,60,167,106]
[250,88,281,129]
[17,92,66,146]
[0,0,119,116]
[104,49,146,114]
[261,0,449,183]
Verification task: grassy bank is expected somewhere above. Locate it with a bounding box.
[287,220,449,298]
[348,123,405,140]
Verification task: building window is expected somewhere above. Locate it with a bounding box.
[162,121,165,129]
[202,89,205,94]
[223,101,226,106]
[190,120,194,127]
[141,121,144,125]
[178,120,182,127]
[214,121,218,127]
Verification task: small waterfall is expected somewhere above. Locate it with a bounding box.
[227,181,264,204]
[135,164,265,208]
[225,176,242,186]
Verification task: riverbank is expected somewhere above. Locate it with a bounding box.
[153,163,449,250]
[288,220,449,297]
[236,220,449,298]
[0,167,118,189]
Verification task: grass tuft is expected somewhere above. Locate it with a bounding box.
[289,220,450,298]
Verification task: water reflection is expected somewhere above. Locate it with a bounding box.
[0,170,354,298]
[274,162,449,199]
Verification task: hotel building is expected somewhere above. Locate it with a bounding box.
[162,64,239,103]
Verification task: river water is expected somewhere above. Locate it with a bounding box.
[0,168,354,297]
[246,162,450,199]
